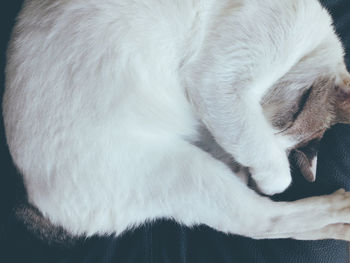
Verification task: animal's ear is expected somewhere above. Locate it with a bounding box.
[290,138,321,183]
[291,150,317,182]
[334,73,350,124]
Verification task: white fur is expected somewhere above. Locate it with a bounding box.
[3,0,350,240]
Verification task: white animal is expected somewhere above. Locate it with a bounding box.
[3,0,350,241]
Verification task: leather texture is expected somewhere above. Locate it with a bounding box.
[1,0,350,262]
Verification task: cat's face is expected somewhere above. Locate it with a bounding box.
[262,34,350,182]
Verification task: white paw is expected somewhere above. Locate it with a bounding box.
[327,188,350,211]
[243,136,292,195]
[253,170,292,195]
[250,156,292,195]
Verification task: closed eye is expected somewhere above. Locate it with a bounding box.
[293,87,312,121]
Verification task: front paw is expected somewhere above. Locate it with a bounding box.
[251,165,292,196]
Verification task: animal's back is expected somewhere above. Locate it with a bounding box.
[3,0,207,235]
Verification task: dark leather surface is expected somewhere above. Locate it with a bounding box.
[1,0,350,262]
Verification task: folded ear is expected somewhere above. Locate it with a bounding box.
[290,138,321,183]
[335,73,350,124]
[291,150,317,182]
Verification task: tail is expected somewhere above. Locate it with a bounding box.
[14,203,81,248]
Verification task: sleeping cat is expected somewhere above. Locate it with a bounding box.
[4,0,350,242]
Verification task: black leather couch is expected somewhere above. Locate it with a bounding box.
[1,0,350,262]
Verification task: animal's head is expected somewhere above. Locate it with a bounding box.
[261,7,350,182]
[278,73,350,182]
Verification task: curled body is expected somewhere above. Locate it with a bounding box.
[4,0,350,241]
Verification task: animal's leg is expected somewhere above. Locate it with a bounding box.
[110,142,350,241]
[186,63,292,195]
[28,137,350,241]
[188,87,292,195]
[290,223,350,241]
[244,189,350,240]
[247,223,350,241]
